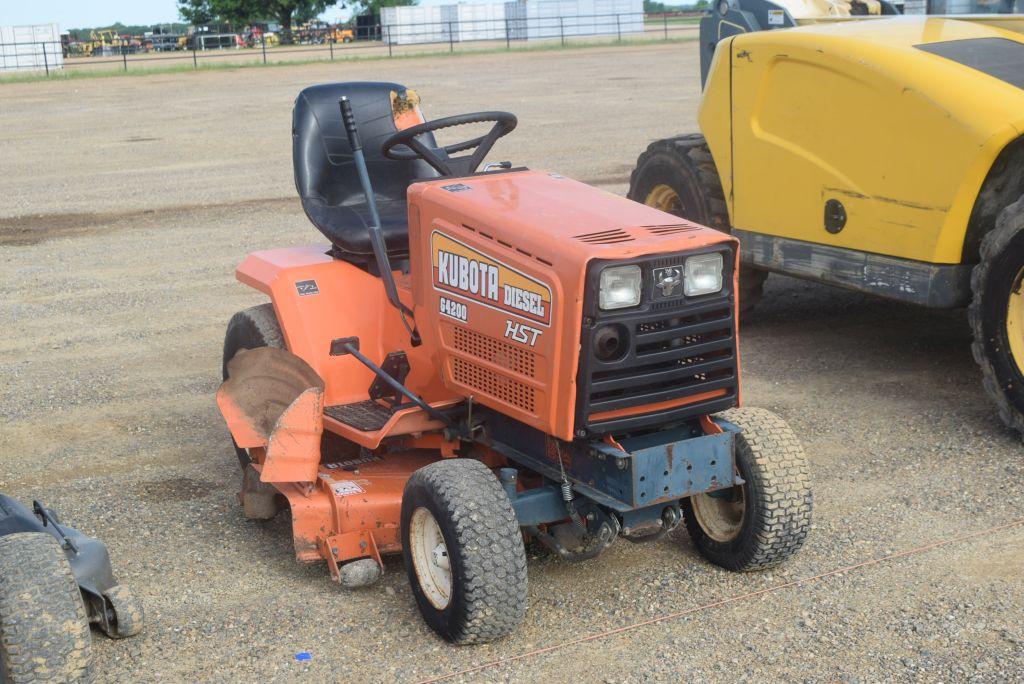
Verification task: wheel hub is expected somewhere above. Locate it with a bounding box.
[1007,266,1024,372]
[645,183,683,215]
[690,484,746,543]
[409,507,452,610]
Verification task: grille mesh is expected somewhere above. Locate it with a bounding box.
[452,357,536,413]
[452,327,536,378]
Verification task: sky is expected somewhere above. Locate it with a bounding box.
[2,0,488,29]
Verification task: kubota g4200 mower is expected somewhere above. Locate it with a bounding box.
[217,82,813,643]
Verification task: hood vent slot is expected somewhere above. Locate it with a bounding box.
[644,224,698,236]
[573,228,634,244]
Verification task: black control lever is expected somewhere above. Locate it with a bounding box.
[339,96,416,323]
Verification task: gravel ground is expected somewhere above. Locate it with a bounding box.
[1,42,1022,683]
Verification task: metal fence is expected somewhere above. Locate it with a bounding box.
[0,13,700,77]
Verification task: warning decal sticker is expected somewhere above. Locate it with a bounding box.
[430,230,552,326]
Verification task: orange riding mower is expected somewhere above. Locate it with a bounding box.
[217,82,813,644]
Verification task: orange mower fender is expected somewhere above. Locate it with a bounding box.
[217,347,324,485]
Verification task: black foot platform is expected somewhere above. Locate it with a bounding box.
[324,400,394,432]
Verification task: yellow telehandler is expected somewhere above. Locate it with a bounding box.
[629,8,1024,436]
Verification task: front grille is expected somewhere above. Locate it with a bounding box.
[452,326,537,378]
[452,357,537,413]
[575,246,738,435]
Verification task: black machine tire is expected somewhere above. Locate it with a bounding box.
[969,193,1024,437]
[682,408,812,572]
[222,303,285,469]
[102,585,144,639]
[400,459,527,644]
[628,133,768,312]
[0,532,93,683]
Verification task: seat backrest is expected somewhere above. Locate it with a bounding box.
[292,82,441,247]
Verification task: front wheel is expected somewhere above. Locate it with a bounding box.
[683,408,812,571]
[969,194,1024,437]
[401,459,527,644]
[628,134,768,313]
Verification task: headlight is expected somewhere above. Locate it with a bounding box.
[684,253,724,296]
[599,265,642,310]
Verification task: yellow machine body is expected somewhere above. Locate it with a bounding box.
[699,16,1024,271]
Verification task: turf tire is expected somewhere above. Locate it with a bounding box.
[682,408,812,571]
[969,193,1024,437]
[628,133,768,312]
[0,532,93,683]
[401,459,528,644]
[222,303,284,469]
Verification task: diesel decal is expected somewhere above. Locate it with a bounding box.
[439,296,468,323]
[431,231,553,326]
[504,320,542,347]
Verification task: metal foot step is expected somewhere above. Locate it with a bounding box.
[324,400,394,432]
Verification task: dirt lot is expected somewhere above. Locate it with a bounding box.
[1,42,1022,682]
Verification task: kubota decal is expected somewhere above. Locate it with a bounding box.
[431,231,552,326]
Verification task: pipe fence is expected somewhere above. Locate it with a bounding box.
[0,13,701,77]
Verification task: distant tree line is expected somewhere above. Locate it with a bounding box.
[66,22,191,40]
[643,0,709,11]
[176,0,415,44]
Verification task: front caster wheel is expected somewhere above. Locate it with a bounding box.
[102,585,144,639]
[682,407,812,571]
[401,459,527,644]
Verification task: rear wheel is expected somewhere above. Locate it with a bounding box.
[222,303,284,469]
[969,194,1024,437]
[682,408,812,571]
[629,133,768,312]
[401,459,527,644]
[0,532,93,683]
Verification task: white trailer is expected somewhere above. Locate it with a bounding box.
[381,0,644,46]
[0,23,63,73]
[382,6,451,45]
[506,0,643,41]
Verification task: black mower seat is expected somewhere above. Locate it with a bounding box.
[292,82,445,260]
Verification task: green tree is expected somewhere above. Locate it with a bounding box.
[347,0,416,17]
[178,0,216,25]
[177,0,341,43]
[643,0,670,12]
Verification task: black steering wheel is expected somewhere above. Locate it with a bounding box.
[381,111,517,177]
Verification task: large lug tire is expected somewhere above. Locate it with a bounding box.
[0,532,94,683]
[969,193,1024,437]
[222,303,285,469]
[682,407,813,571]
[628,133,768,312]
[401,459,528,644]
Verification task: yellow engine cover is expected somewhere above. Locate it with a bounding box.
[699,16,1024,264]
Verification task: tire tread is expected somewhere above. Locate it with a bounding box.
[405,459,527,644]
[967,193,1024,436]
[0,532,93,683]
